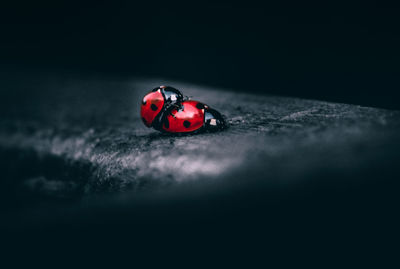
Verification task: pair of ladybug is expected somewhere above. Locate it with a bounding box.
[141,86,226,133]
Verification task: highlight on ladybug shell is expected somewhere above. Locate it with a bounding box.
[140,86,226,134]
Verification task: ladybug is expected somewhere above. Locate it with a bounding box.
[140,86,183,128]
[160,100,226,133]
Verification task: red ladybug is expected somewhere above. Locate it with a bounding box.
[140,86,183,128]
[161,100,226,133]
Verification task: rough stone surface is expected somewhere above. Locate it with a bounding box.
[1,73,400,265]
[1,74,400,219]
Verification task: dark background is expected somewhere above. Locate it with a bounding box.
[1,1,400,265]
[1,0,400,109]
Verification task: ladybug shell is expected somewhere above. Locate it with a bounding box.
[140,86,184,128]
[162,100,206,133]
[141,90,165,127]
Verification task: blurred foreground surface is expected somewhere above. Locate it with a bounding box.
[1,72,399,262]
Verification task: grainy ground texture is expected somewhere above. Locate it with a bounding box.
[1,72,399,264]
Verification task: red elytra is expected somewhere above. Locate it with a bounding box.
[162,100,206,133]
[140,90,165,127]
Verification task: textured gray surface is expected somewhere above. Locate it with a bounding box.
[1,74,400,265]
[0,74,400,203]
[1,75,400,209]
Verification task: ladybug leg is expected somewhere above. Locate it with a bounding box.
[170,103,181,110]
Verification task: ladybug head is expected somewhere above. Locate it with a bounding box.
[141,90,165,127]
[156,86,184,105]
[204,107,227,131]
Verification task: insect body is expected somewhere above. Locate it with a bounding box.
[161,100,226,133]
[140,86,226,134]
[140,86,183,128]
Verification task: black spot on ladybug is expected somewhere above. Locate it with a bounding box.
[196,103,205,109]
[151,104,158,111]
[164,119,170,129]
[142,117,147,124]
[183,120,191,128]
